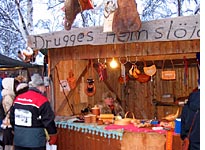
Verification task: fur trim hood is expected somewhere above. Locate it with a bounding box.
[1,78,15,97]
[16,83,29,96]
[16,83,28,92]
[2,78,14,91]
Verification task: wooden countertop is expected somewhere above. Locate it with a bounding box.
[56,126,183,150]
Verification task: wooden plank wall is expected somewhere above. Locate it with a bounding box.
[124,66,198,119]
[48,40,199,64]
[48,40,199,119]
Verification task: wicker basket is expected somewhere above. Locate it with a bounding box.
[114,112,136,125]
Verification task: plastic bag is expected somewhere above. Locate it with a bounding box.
[46,142,57,150]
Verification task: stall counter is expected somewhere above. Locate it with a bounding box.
[55,117,182,150]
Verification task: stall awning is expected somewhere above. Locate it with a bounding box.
[0,54,41,70]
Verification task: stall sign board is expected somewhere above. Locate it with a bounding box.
[27,15,200,50]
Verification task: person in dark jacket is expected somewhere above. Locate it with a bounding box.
[10,73,57,150]
[180,88,200,150]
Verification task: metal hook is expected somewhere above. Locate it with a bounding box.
[131,56,138,65]
[119,57,127,65]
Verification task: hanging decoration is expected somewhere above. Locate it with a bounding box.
[143,60,156,82]
[18,47,38,63]
[112,0,141,42]
[161,59,176,80]
[103,0,117,32]
[129,58,140,80]
[98,59,107,81]
[67,69,76,90]
[84,78,96,96]
[60,80,70,92]
[85,60,96,97]
[118,57,129,84]
[136,61,150,83]
[78,0,94,11]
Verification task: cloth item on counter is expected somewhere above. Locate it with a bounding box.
[55,121,124,140]
[105,124,167,134]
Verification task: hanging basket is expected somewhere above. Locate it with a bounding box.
[114,112,136,125]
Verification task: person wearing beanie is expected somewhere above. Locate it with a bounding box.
[10,73,57,150]
[29,73,45,87]
[1,77,19,150]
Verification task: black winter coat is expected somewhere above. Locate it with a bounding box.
[10,87,57,148]
[180,89,200,150]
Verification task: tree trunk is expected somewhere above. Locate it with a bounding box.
[177,0,181,16]
[27,0,34,34]
[15,0,29,40]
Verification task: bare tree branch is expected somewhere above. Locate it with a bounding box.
[0,6,25,41]
[15,0,29,37]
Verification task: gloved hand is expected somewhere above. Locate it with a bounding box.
[49,134,57,145]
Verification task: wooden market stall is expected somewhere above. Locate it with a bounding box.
[28,14,200,150]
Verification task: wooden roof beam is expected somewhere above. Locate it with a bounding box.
[127,53,197,62]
